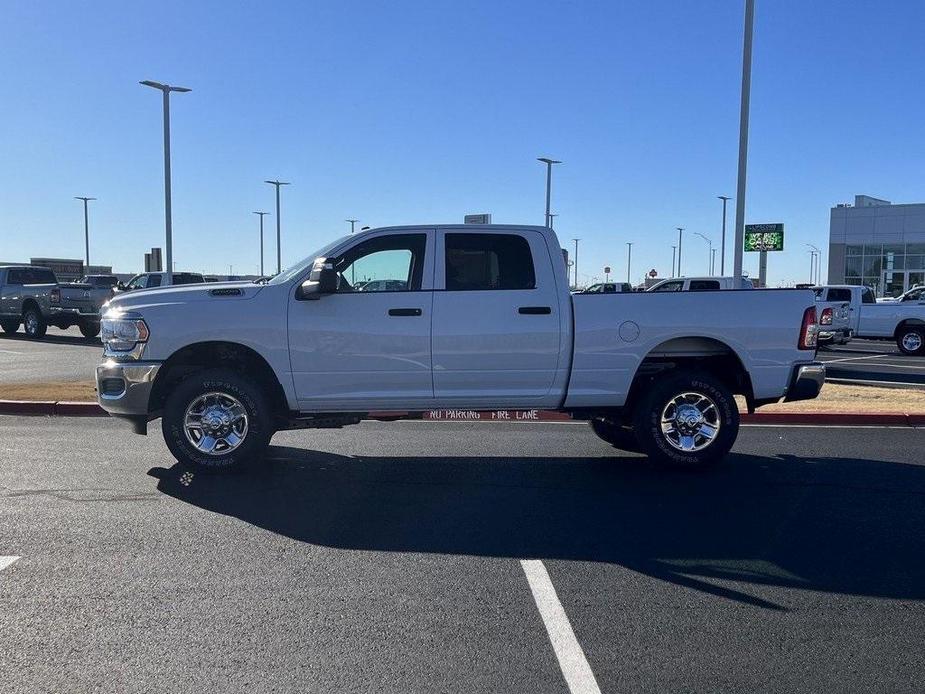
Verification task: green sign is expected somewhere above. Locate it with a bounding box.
[744,223,784,252]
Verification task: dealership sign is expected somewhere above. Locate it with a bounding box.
[744,224,784,252]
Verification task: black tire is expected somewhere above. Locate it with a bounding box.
[162,368,273,473]
[633,371,739,470]
[0,319,19,335]
[589,418,643,453]
[79,321,100,339]
[22,307,47,339]
[896,327,925,356]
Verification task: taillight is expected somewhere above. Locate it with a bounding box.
[820,307,833,325]
[50,288,60,304]
[799,306,818,350]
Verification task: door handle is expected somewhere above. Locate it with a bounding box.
[388,308,422,316]
[518,306,552,315]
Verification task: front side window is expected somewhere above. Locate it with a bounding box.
[652,280,683,292]
[335,234,426,292]
[861,288,876,304]
[147,275,162,288]
[444,233,535,291]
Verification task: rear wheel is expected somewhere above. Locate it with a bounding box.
[0,319,19,335]
[22,307,47,339]
[633,371,739,469]
[79,320,100,339]
[162,368,272,473]
[897,327,925,356]
[589,418,642,453]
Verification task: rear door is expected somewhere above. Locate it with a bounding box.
[431,229,562,408]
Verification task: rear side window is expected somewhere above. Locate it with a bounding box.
[861,288,876,304]
[147,275,162,288]
[827,288,852,302]
[445,233,536,291]
[689,280,720,291]
[12,267,57,284]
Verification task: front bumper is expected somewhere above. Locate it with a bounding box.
[783,362,826,402]
[95,360,161,416]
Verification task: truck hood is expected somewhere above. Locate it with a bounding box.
[105,281,265,313]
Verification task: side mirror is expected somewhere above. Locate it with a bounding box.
[297,259,338,300]
[117,282,126,290]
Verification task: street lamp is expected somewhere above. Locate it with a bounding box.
[718,195,732,275]
[676,227,684,277]
[694,232,713,275]
[671,245,677,278]
[346,218,359,234]
[712,248,717,275]
[572,238,580,288]
[732,0,756,282]
[626,242,633,284]
[253,211,268,276]
[805,243,821,285]
[74,197,96,269]
[265,179,290,274]
[537,157,562,228]
[140,80,191,285]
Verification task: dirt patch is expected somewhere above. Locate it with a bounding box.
[740,382,925,414]
[0,381,97,402]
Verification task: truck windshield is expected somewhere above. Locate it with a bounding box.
[267,235,351,285]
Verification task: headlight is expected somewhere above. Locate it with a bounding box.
[101,311,149,356]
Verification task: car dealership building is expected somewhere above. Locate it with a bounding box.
[828,194,925,297]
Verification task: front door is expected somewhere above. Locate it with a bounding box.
[431,229,564,409]
[288,231,435,410]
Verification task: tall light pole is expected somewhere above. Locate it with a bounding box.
[346,218,358,234]
[671,246,677,278]
[676,227,684,277]
[537,157,561,228]
[253,211,268,276]
[626,242,633,284]
[572,238,580,288]
[695,232,713,275]
[806,243,821,285]
[140,80,191,285]
[74,197,96,269]
[732,0,756,282]
[712,248,717,275]
[718,195,732,275]
[265,180,290,274]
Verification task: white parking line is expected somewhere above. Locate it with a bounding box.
[822,354,886,364]
[0,556,20,572]
[521,559,601,694]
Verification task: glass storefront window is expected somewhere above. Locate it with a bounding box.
[863,244,883,256]
[882,244,905,255]
[863,255,882,276]
[845,257,863,276]
[906,255,925,270]
[846,245,864,256]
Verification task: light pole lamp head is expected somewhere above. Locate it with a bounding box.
[140,80,191,93]
[537,157,562,165]
[264,180,291,186]
[253,211,267,216]
[74,196,96,202]
[718,195,732,202]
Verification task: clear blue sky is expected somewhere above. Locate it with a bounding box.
[2,0,924,284]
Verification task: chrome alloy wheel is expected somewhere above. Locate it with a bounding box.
[183,392,249,456]
[901,331,923,353]
[25,312,38,334]
[660,391,721,452]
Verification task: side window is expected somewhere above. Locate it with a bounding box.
[336,233,426,292]
[147,275,162,288]
[689,280,720,291]
[652,281,683,292]
[861,288,876,304]
[126,276,145,290]
[444,233,535,291]
[6,269,23,284]
[828,288,851,302]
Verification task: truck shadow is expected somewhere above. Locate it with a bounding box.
[0,331,98,347]
[149,448,925,610]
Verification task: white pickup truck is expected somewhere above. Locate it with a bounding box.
[815,285,925,355]
[95,225,824,472]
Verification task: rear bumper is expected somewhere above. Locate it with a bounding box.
[784,362,826,402]
[818,327,852,343]
[47,307,100,323]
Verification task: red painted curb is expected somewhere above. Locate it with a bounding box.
[54,401,107,417]
[0,400,106,417]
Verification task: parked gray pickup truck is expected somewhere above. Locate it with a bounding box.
[0,265,112,338]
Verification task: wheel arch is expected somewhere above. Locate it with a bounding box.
[894,319,925,339]
[149,341,290,422]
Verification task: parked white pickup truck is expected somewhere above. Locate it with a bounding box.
[815,285,925,355]
[646,276,754,292]
[96,225,824,471]
[812,286,853,346]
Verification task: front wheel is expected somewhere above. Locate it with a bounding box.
[79,321,100,339]
[162,368,273,473]
[22,307,47,339]
[633,371,739,469]
[897,328,925,356]
[0,319,19,335]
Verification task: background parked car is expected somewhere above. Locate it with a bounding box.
[356,279,407,291]
[812,286,852,345]
[646,276,754,292]
[114,272,205,293]
[580,282,633,294]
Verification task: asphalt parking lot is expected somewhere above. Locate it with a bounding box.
[2,417,924,693]
[819,338,925,386]
[0,326,102,383]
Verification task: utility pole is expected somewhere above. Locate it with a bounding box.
[537,157,561,227]
[676,227,684,277]
[732,0,756,282]
[572,238,580,288]
[74,197,96,269]
[695,232,713,275]
[140,80,191,286]
[253,211,268,276]
[718,195,732,275]
[265,179,290,274]
[626,242,633,284]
